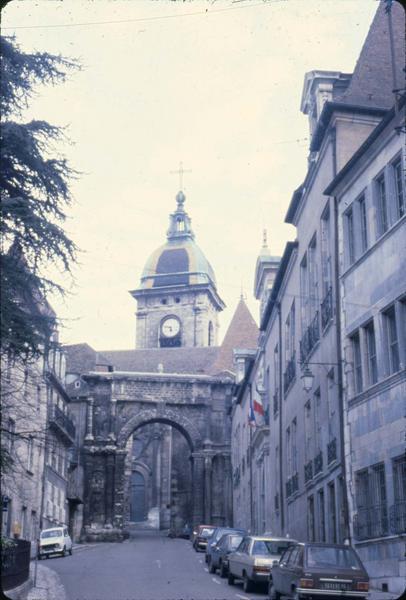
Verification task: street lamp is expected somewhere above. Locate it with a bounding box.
[301,366,314,393]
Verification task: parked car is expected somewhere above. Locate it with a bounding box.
[269,542,369,600]
[38,526,73,559]
[206,527,246,565]
[209,532,245,577]
[228,535,296,592]
[192,525,216,552]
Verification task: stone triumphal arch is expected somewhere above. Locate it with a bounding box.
[79,371,234,542]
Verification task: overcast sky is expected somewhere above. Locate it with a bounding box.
[3,0,377,350]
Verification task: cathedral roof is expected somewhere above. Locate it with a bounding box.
[210,298,259,376]
[64,300,259,379]
[137,191,217,291]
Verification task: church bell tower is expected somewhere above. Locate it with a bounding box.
[130,190,225,349]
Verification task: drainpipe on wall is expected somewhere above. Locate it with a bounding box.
[331,127,351,544]
[277,302,285,534]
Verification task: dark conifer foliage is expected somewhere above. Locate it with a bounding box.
[0,36,80,361]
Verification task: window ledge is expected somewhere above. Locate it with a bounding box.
[342,214,406,278]
[348,368,406,408]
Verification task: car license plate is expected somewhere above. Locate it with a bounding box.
[323,583,351,591]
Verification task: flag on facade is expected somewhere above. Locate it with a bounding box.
[253,393,265,426]
[248,395,256,428]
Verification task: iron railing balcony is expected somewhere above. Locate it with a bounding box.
[327,438,337,464]
[389,500,406,534]
[304,460,313,483]
[353,504,389,540]
[300,312,320,363]
[283,351,296,393]
[49,404,76,444]
[321,286,333,330]
[314,450,323,476]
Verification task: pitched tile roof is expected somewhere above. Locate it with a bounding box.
[63,343,111,374]
[338,1,405,109]
[210,298,259,376]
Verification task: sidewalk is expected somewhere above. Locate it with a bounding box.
[24,561,68,600]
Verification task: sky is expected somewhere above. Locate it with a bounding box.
[3,0,378,350]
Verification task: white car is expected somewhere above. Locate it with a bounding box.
[38,526,73,559]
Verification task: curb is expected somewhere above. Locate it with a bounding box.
[25,563,68,600]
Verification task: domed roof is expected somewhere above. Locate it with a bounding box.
[138,191,217,290]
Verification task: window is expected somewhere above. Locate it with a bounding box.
[6,418,15,453]
[292,418,297,474]
[208,321,214,346]
[27,436,34,472]
[318,488,326,542]
[314,389,321,452]
[300,254,309,328]
[285,302,296,363]
[286,427,291,477]
[304,401,312,461]
[321,205,332,297]
[346,207,355,264]
[383,306,400,374]
[351,331,363,394]
[328,482,337,543]
[308,495,315,542]
[376,173,388,235]
[393,158,405,219]
[355,463,388,539]
[358,194,368,253]
[308,235,318,314]
[364,321,378,385]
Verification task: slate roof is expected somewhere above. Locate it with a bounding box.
[64,300,259,378]
[100,346,220,375]
[210,298,259,375]
[338,1,405,109]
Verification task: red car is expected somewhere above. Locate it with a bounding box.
[192,525,215,552]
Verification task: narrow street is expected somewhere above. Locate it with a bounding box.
[44,530,266,600]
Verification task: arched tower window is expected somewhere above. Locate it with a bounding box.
[208,321,214,346]
[176,218,185,232]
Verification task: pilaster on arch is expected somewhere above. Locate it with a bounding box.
[116,407,203,452]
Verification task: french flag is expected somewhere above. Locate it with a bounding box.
[248,397,256,427]
[254,396,264,417]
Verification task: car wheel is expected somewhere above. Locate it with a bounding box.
[208,558,216,574]
[227,572,235,586]
[268,579,281,600]
[243,574,254,593]
[219,562,227,579]
[62,546,67,557]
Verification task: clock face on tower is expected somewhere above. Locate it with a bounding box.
[160,317,181,338]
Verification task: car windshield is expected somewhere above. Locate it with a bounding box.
[229,535,244,550]
[200,528,215,537]
[306,546,361,569]
[41,529,63,539]
[252,540,293,555]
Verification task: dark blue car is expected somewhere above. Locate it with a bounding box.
[205,527,246,565]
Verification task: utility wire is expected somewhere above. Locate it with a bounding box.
[3,0,287,30]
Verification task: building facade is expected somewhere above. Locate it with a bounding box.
[230,2,405,593]
[326,95,406,594]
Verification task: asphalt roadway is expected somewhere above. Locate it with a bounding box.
[44,530,267,600]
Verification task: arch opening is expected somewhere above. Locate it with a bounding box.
[121,416,196,534]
